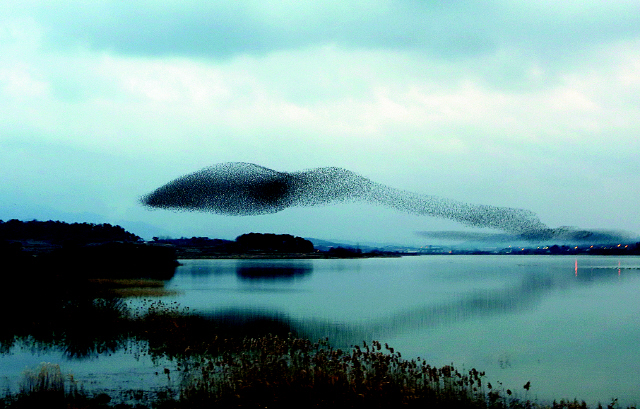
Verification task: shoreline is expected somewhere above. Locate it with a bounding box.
[175,252,404,260]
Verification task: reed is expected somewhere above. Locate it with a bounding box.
[173,335,525,409]
[6,362,71,407]
[1,363,114,409]
[19,362,65,396]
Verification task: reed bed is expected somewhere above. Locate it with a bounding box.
[171,335,531,409]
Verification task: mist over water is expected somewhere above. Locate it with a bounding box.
[141,162,629,242]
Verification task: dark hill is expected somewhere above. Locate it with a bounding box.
[0,219,176,280]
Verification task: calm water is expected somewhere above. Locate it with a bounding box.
[3,255,640,406]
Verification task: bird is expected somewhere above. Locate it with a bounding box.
[141,162,555,239]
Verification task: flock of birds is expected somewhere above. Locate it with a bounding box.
[141,162,628,242]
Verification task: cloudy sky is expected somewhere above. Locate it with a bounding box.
[2,1,639,245]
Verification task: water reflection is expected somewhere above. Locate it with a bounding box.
[285,271,558,347]
[176,259,314,281]
[574,258,637,282]
[236,260,313,281]
[7,259,631,358]
[0,296,133,360]
[189,258,640,349]
[202,308,299,338]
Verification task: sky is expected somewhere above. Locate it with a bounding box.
[1,1,639,246]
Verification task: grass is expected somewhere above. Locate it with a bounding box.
[167,336,622,409]
[1,362,87,408]
[87,278,180,298]
[4,335,627,409]
[173,336,497,409]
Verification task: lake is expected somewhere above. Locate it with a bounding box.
[2,255,640,406]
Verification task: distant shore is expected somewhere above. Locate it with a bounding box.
[3,220,640,277]
[174,251,404,260]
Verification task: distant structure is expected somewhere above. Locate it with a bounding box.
[140,162,608,241]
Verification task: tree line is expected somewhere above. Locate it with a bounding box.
[0,219,141,244]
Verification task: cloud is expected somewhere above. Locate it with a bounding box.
[4,1,638,62]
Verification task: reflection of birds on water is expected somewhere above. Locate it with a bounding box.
[195,270,559,349]
[192,263,637,349]
[294,271,557,347]
[141,162,558,240]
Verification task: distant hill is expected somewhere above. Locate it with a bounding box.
[306,238,378,252]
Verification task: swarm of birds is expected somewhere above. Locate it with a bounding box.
[141,162,625,242]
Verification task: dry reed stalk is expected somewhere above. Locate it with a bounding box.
[20,362,65,395]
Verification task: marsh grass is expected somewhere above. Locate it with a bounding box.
[169,335,638,409]
[87,278,179,298]
[2,362,82,408]
[170,336,531,409]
